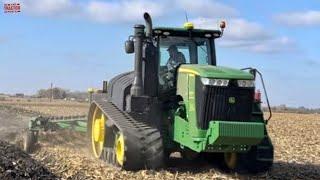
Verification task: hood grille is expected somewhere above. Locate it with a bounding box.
[195,78,254,129]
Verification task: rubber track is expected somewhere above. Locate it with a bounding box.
[92,94,164,170]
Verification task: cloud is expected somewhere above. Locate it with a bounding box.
[192,17,295,53]
[3,0,297,54]
[175,0,237,18]
[193,18,271,41]
[239,36,296,53]
[12,0,166,22]
[85,0,165,23]
[19,0,79,17]
[14,0,237,23]
[275,10,320,26]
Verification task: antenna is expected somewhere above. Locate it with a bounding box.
[185,12,189,22]
[183,11,194,30]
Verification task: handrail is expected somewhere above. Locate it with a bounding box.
[241,67,272,124]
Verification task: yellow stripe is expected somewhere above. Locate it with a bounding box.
[179,68,200,75]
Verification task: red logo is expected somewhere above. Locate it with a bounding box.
[4,3,21,13]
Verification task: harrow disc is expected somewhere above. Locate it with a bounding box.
[23,130,37,153]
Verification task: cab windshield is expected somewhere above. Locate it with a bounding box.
[158,36,215,91]
[159,36,213,66]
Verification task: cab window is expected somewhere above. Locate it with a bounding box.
[158,36,211,92]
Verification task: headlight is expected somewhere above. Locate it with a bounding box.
[201,78,229,87]
[237,80,255,87]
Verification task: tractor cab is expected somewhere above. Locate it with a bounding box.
[153,26,222,92]
[124,16,227,97]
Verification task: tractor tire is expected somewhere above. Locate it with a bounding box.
[23,130,37,153]
[205,152,244,172]
[222,151,273,173]
[223,137,274,173]
[223,152,244,171]
[242,146,273,173]
[241,137,274,173]
[87,96,165,170]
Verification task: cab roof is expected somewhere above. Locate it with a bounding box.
[153,27,222,38]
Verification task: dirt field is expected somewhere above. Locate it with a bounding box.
[0,98,88,116]
[0,98,320,179]
[0,106,35,141]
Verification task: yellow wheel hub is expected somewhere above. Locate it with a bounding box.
[115,133,125,166]
[91,106,106,158]
[224,152,237,169]
[93,119,104,142]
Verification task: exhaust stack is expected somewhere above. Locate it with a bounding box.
[130,24,145,96]
[130,12,153,97]
[144,12,153,37]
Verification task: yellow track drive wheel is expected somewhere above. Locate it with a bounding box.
[91,106,106,158]
[224,152,238,170]
[115,133,125,166]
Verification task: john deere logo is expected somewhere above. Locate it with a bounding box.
[228,97,236,104]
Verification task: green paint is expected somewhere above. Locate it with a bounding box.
[207,121,265,145]
[180,64,254,79]
[174,64,267,153]
[173,117,265,152]
[28,117,88,133]
[173,116,207,152]
[57,122,87,133]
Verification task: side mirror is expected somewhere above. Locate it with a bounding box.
[125,40,134,54]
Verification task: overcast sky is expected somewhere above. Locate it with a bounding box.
[1,0,320,108]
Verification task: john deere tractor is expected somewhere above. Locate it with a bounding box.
[88,12,273,172]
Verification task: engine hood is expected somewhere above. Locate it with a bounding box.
[178,64,254,80]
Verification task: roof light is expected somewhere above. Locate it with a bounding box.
[219,20,226,36]
[184,22,194,30]
[220,21,226,29]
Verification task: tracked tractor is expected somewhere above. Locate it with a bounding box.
[88,12,274,172]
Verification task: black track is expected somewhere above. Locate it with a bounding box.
[91,93,165,170]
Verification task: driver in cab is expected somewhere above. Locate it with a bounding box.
[160,45,186,89]
[166,45,186,70]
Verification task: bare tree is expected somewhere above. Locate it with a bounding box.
[37,87,67,99]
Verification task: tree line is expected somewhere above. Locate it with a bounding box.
[36,87,87,100]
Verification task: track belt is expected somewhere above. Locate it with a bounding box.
[92,94,164,170]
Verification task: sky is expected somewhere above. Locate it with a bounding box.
[0,0,320,108]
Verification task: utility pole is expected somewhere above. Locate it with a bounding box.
[50,82,53,102]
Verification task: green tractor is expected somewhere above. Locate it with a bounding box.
[88,12,273,172]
